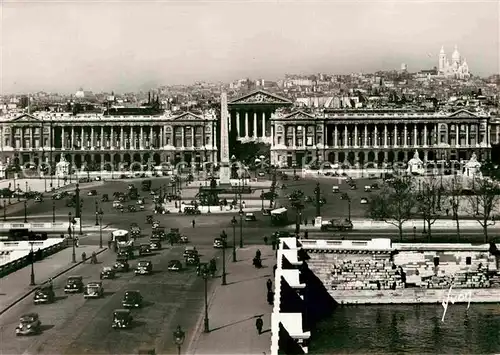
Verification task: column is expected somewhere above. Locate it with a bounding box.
[245,112,249,138]
[354,125,358,147]
[434,124,438,145]
[423,125,428,147]
[413,125,417,147]
[334,125,338,147]
[191,126,195,148]
[292,126,296,147]
[344,126,348,148]
[71,127,75,149]
[140,126,144,149]
[150,126,153,148]
[110,127,114,149]
[496,126,500,145]
[90,126,95,149]
[181,127,185,148]
[363,125,368,147]
[159,127,163,147]
[253,112,258,138]
[262,112,266,138]
[384,125,388,147]
[101,126,104,149]
[302,126,306,147]
[403,124,408,147]
[61,127,65,149]
[30,126,34,150]
[465,124,469,146]
[394,125,398,147]
[120,126,124,149]
[374,125,378,147]
[271,125,275,146]
[236,112,241,137]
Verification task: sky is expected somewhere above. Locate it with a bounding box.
[0,0,498,94]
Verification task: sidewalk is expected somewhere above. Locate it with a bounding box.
[0,245,104,314]
[188,245,274,355]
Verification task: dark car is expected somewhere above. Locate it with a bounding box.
[122,290,143,308]
[139,244,152,256]
[15,313,41,336]
[101,194,109,202]
[64,276,84,293]
[33,285,55,304]
[127,205,137,213]
[130,223,141,238]
[135,261,153,275]
[87,189,97,196]
[149,238,162,251]
[146,215,153,224]
[100,266,116,279]
[112,309,133,329]
[117,246,134,259]
[184,206,201,215]
[113,257,130,272]
[167,260,182,271]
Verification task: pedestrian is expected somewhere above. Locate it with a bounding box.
[81,252,87,263]
[266,278,272,292]
[267,291,274,305]
[75,236,79,247]
[255,316,263,335]
[312,219,315,226]
[273,264,277,276]
[192,219,195,228]
[271,240,276,250]
[263,236,268,245]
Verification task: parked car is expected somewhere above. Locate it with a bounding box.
[320,219,354,232]
[113,256,130,272]
[135,261,153,275]
[213,238,226,249]
[100,266,116,279]
[138,244,152,256]
[84,281,104,298]
[15,313,41,336]
[112,309,133,329]
[33,285,55,304]
[64,276,84,293]
[167,260,182,271]
[122,290,143,308]
[149,238,162,251]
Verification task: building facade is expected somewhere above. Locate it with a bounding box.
[0,110,218,169]
[270,108,492,167]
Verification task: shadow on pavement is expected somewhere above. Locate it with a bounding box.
[261,329,271,334]
[40,324,55,332]
[54,295,68,302]
[209,314,262,332]
[225,274,271,286]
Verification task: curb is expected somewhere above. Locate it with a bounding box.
[0,247,108,317]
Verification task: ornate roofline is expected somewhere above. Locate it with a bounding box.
[229,89,293,105]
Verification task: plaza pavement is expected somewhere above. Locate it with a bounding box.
[0,244,106,315]
[187,245,274,355]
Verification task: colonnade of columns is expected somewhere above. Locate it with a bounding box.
[233,110,271,139]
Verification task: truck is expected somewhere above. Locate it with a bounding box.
[320,219,353,232]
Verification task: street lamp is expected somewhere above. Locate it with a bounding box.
[69,212,76,263]
[17,183,20,201]
[24,200,28,223]
[29,241,35,286]
[3,198,6,221]
[173,325,185,355]
[52,200,56,223]
[98,208,104,249]
[201,264,210,333]
[260,190,265,211]
[239,209,244,248]
[231,216,237,262]
[95,199,99,226]
[220,231,227,285]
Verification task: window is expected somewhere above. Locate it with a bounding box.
[466,256,472,265]
[277,136,282,145]
[5,139,9,147]
[205,136,210,145]
[165,137,170,145]
[306,137,313,146]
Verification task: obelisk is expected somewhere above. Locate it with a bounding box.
[219,92,231,185]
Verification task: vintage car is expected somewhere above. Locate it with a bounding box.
[122,290,143,308]
[332,186,340,193]
[15,313,41,336]
[152,227,167,240]
[184,206,201,215]
[186,254,199,265]
[360,197,369,204]
[33,285,55,304]
[149,238,162,251]
[100,266,116,279]
[135,261,153,275]
[52,192,63,200]
[213,238,225,249]
[183,246,198,258]
[34,196,43,203]
[152,220,161,229]
[112,309,133,329]
[245,213,257,222]
[167,260,182,271]
[87,189,97,196]
[364,185,372,192]
[320,218,354,232]
[262,209,272,216]
[138,244,152,256]
[84,281,104,298]
[113,256,130,272]
[117,246,135,259]
[180,236,189,244]
[130,223,141,238]
[101,194,109,202]
[146,215,154,224]
[64,276,84,293]
[127,205,137,213]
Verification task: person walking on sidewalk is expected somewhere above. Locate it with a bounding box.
[192,219,195,228]
[267,291,274,305]
[266,278,272,292]
[81,251,87,263]
[255,316,263,335]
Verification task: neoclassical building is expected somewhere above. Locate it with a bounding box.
[0,110,218,169]
[270,108,492,167]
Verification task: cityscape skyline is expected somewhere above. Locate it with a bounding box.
[1,0,498,94]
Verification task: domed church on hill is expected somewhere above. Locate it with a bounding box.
[438,45,470,80]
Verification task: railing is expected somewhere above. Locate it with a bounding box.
[0,239,67,277]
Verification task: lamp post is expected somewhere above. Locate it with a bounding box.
[95,199,99,226]
[231,216,237,262]
[173,325,185,355]
[178,192,182,213]
[52,200,56,223]
[98,208,104,249]
[201,264,210,333]
[17,183,20,201]
[220,231,227,285]
[24,200,28,223]
[3,198,6,221]
[29,241,35,286]
[69,212,76,263]
[239,209,244,248]
[260,190,264,211]
[25,181,28,194]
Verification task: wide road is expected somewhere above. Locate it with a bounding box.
[0,240,221,354]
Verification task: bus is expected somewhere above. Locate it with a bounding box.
[270,207,288,226]
[110,230,132,248]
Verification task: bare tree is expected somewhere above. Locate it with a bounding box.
[467,177,500,242]
[445,177,463,241]
[369,176,416,241]
[415,176,440,241]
